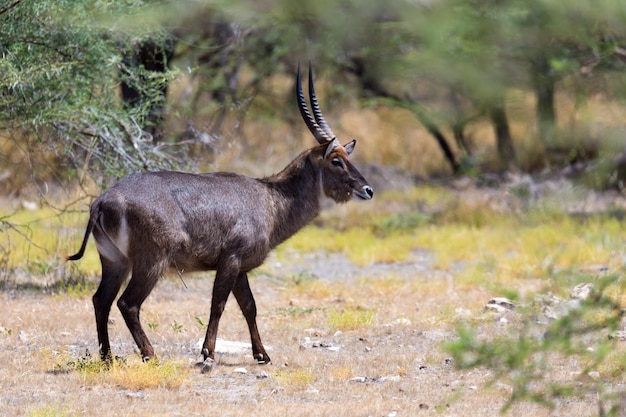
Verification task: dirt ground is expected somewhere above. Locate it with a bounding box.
[0,248,604,417]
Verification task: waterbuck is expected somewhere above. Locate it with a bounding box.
[67,66,373,365]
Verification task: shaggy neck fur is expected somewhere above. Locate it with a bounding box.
[262,148,324,248]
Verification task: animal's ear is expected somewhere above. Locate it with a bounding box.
[324,138,341,159]
[343,139,356,155]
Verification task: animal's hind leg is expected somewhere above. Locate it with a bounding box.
[93,257,130,362]
[232,272,271,364]
[117,261,165,361]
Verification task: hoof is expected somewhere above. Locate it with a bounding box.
[201,348,210,360]
[255,353,271,365]
[200,357,215,374]
[138,350,158,363]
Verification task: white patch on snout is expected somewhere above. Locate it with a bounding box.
[95,215,130,261]
[354,185,373,200]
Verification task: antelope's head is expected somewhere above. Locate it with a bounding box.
[296,65,374,204]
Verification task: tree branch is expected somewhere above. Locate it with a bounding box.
[0,0,23,17]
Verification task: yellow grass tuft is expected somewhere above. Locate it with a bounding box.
[288,277,336,300]
[44,351,189,391]
[273,366,316,390]
[282,225,417,266]
[326,306,376,331]
[98,358,189,390]
[329,364,353,381]
[46,356,189,391]
[26,405,79,417]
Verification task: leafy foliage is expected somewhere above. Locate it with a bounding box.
[0,0,181,186]
[446,273,626,414]
[3,0,626,184]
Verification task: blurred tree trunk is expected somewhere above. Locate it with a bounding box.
[532,54,557,145]
[488,101,516,171]
[346,58,460,174]
[415,109,460,174]
[449,90,471,156]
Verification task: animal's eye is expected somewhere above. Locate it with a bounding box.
[331,157,345,169]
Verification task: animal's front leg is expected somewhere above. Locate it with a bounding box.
[232,272,271,364]
[201,256,240,364]
[201,297,226,363]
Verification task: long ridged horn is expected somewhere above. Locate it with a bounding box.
[296,63,334,144]
[308,66,336,140]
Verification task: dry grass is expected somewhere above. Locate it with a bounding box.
[1,263,615,417]
[2,207,624,417]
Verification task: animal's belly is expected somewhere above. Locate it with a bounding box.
[171,248,269,274]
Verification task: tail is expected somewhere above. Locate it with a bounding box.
[66,204,98,262]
